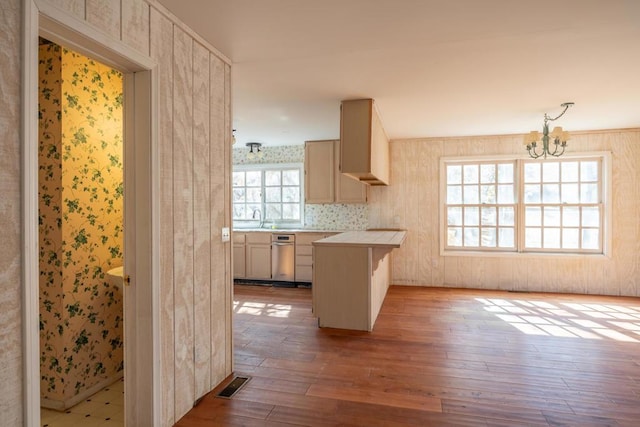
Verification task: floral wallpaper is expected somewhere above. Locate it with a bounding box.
[232,143,304,165]
[304,203,368,230]
[38,41,124,407]
[233,144,368,230]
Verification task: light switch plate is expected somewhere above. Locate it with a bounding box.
[221,227,230,242]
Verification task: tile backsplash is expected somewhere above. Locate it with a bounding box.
[233,144,368,230]
[304,203,368,230]
[233,144,304,165]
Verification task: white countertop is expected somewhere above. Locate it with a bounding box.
[233,228,344,233]
[312,230,407,248]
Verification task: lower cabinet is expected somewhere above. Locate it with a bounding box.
[313,245,392,331]
[233,233,246,279]
[295,232,335,283]
[245,232,272,280]
[234,231,337,283]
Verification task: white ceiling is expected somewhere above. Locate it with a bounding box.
[157,0,640,146]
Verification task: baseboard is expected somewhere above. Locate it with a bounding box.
[41,373,124,411]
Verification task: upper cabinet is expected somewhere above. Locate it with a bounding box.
[305,140,334,203]
[340,98,390,186]
[334,140,369,203]
[305,139,368,204]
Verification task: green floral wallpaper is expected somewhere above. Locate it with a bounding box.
[38,41,124,406]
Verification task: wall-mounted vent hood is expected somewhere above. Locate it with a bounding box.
[340,98,390,186]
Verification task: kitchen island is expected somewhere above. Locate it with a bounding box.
[312,230,406,331]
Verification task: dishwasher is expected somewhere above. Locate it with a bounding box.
[271,234,296,284]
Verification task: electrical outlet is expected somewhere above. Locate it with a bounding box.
[221,227,230,242]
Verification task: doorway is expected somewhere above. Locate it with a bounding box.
[24,3,158,426]
[37,38,126,424]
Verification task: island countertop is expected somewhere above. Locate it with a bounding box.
[312,230,406,248]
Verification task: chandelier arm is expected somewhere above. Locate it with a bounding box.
[527,145,543,159]
[546,102,574,123]
[552,145,566,157]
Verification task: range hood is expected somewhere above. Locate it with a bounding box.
[339,98,390,186]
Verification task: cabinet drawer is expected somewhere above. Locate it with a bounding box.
[296,254,312,267]
[296,245,313,256]
[295,265,313,282]
[295,233,324,245]
[246,232,271,244]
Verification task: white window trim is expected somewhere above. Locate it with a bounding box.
[233,162,305,228]
[439,151,612,259]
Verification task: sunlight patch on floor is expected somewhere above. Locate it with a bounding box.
[478,297,640,343]
[233,300,293,318]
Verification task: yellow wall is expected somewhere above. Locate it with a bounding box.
[38,42,124,406]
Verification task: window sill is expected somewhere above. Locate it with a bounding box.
[440,249,610,260]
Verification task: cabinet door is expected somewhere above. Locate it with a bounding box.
[334,140,368,203]
[233,244,246,278]
[233,233,246,278]
[246,244,271,279]
[305,140,334,204]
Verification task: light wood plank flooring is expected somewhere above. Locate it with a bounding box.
[177,285,640,426]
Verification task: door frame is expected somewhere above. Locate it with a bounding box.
[22,1,160,425]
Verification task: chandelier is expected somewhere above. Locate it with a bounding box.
[524,102,574,159]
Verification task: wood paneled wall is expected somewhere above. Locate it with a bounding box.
[0,1,233,426]
[0,0,24,425]
[145,3,233,425]
[369,129,640,297]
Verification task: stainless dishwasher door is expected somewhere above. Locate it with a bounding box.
[271,234,295,282]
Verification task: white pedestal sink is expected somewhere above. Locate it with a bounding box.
[106,266,124,291]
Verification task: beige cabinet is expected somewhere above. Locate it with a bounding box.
[305,140,367,204]
[340,98,390,185]
[313,245,391,331]
[233,232,246,279]
[245,232,271,279]
[312,231,406,331]
[295,232,336,283]
[335,140,368,203]
[305,140,334,203]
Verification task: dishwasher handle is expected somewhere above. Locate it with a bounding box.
[272,242,294,246]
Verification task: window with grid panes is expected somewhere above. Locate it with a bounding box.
[443,155,607,255]
[522,159,602,252]
[445,161,517,250]
[233,164,303,226]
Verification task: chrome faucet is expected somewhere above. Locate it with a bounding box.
[252,209,264,227]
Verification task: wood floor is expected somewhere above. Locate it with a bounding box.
[176,285,640,426]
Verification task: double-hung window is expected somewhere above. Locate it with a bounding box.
[522,159,602,252]
[442,154,609,255]
[445,161,517,250]
[233,164,304,227]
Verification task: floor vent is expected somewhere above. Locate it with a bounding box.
[216,376,250,399]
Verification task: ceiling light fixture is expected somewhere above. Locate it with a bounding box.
[246,142,263,160]
[524,102,574,159]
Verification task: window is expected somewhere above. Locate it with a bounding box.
[233,164,303,226]
[442,154,608,255]
[522,159,602,252]
[446,161,516,250]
